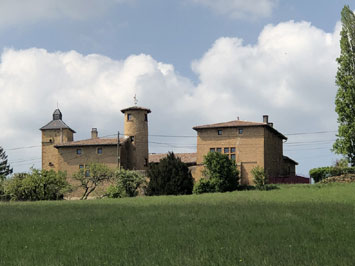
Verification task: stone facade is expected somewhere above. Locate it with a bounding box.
[41,108,297,188]
[40,106,151,178]
[193,116,297,185]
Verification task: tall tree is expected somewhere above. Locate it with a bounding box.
[147,152,194,196]
[333,5,355,166]
[0,146,12,180]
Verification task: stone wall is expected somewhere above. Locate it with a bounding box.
[41,128,73,171]
[194,126,265,185]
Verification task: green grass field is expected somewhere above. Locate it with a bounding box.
[1,184,355,266]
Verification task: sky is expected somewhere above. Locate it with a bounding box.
[0,0,352,176]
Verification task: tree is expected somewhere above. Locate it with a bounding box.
[147,152,194,196]
[3,169,69,201]
[0,146,12,180]
[73,163,113,200]
[106,169,146,198]
[195,151,239,193]
[333,5,355,166]
[251,166,268,190]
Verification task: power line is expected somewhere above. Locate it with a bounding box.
[285,130,337,136]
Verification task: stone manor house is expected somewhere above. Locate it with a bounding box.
[41,105,298,185]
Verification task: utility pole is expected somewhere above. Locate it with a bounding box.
[117,131,121,169]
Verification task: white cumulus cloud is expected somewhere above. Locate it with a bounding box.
[188,0,278,20]
[0,19,341,174]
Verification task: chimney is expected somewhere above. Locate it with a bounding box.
[263,115,269,124]
[268,122,274,128]
[91,128,98,139]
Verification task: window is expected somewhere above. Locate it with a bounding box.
[231,147,236,153]
[210,148,215,152]
[216,148,222,153]
[230,154,236,160]
[144,113,148,121]
[79,165,84,169]
[144,158,148,167]
[238,128,243,134]
[76,149,82,155]
[97,148,102,154]
[224,148,229,154]
[217,130,223,135]
[85,170,90,177]
[127,114,132,121]
[130,136,135,142]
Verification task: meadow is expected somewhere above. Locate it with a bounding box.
[0,183,354,266]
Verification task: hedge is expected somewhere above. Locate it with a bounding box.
[309,166,355,183]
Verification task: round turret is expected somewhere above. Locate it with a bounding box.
[121,106,151,170]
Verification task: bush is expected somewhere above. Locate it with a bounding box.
[251,166,268,190]
[193,178,220,194]
[106,169,145,198]
[0,180,6,201]
[197,152,239,194]
[147,152,194,196]
[309,166,355,182]
[3,169,69,201]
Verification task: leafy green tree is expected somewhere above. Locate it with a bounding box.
[333,5,355,166]
[106,169,146,198]
[0,146,12,180]
[147,152,194,196]
[196,151,239,193]
[73,163,113,200]
[3,169,69,201]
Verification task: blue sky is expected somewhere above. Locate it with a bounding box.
[0,0,352,175]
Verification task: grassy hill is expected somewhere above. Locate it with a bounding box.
[0,184,354,266]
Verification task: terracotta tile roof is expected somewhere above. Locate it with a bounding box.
[193,120,266,129]
[149,153,197,164]
[121,106,151,113]
[55,137,129,148]
[283,156,298,165]
[193,120,287,140]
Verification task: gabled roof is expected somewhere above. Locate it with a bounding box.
[193,120,287,140]
[121,106,151,113]
[149,153,197,164]
[55,137,129,148]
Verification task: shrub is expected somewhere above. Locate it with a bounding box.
[198,152,239,193]
[193,178,220,194]
[320,174,355,184]
[147,152,194,196]
[251,166,268,190]
[3,169,69,201]
[0,180,6,201]
[106,169,146,198]
[309,166,355,182]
